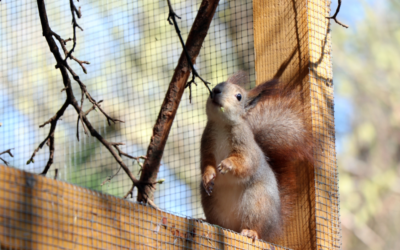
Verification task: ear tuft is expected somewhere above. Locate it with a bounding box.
[226,71,249,87]
[244,93,261,112]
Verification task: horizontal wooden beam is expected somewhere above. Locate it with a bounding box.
[0,165,289,250]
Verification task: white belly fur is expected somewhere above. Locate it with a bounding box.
[211,130,244,231]
[212,174,244,231]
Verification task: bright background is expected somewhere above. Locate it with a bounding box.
[331,0,400,249]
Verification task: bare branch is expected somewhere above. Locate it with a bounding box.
[137,0,220,203]
[65,0,83,61]
[64,61,124,125]
[102,147,146,185]
[0,149,14,166]
[327,0,349,28]
[0,157,8,166]
[0,149,14,158]
[76,101,100,140]
[27,100,69,176]
[35,0,157,202]
[52,31,89,74]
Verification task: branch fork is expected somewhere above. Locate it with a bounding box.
[33,0,158,205]
[0,149,14,166]
[326,0,349,28]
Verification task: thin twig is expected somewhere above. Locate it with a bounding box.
[166,0,212,100]
[326,0,349,28]
[65,0,83,61]
[27,100,69,176]
[76,102,99,141]
[0,149,14,166]
[52,31,90,74]
[0,157,8,166]
[64,62,124,125]
[101,148,146,186]
[54,168,58,180]
[101,166,122,186]
[124,182,160,211]
[0,149,14,158]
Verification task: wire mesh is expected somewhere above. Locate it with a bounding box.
[307,1,342,249]
[0,0,255,218]
[0,0,341,249]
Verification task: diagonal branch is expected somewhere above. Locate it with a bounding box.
[166,0,212,102]
[327,0,349,28]
[137,0,220,203]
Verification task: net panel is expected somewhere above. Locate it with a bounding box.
[308,1,342,250]
[0,0,255,218]
[253,0,341,249]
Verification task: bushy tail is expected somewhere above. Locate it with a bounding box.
[246,79,314,225]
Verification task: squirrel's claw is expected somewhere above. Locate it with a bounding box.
[202,172,215,196]
[240,229,259,242]
[217,159,233,174]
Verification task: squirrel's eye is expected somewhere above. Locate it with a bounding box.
[236,93,242,101]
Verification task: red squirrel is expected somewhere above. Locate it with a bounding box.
[200,71,313,242]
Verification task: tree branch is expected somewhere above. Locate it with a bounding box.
[26,100,69,175]
[327,0,349,28]
[137,0,220,202]
[34,0,152,200]
[166,0,212,102]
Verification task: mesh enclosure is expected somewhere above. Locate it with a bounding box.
[0,0,341,249]
[253,1,341,249]
[1,0,255,217]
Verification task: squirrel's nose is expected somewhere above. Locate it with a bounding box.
[211,88,221,99]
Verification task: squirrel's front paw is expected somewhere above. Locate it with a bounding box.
[217,159,233,174]
[202,172,216,196]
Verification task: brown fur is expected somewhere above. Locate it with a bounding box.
[200,71,313,242]
[246,79,314,223]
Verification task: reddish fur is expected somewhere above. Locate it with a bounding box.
[247,79,314,225]
[225,153,257,178]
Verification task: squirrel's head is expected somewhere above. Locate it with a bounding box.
[206,71,260,125]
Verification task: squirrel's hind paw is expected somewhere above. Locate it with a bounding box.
[240,229,259,242]
[202,172,215,196]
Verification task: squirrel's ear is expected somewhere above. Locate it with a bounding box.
[245,79,281,111]
[244,93,262,111]
[226,71,249,87]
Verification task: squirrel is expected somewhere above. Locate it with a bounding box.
[200,71,313,242]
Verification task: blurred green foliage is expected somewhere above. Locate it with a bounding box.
[333,1,400,249]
